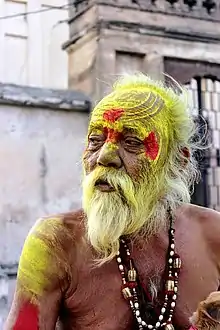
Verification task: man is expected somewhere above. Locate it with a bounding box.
[4,73,220,330]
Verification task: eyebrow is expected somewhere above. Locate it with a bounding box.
[88,124,103,136]
[89,124,144,136]
[122,127,141,135]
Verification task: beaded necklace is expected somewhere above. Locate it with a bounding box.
[116,211,181,330]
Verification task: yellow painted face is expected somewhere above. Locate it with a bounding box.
[88,87,172,164]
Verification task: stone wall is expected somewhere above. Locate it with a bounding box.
[0,83,90,326]
[66,0,220,101]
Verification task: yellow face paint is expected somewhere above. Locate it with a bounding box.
[88,87,171,164]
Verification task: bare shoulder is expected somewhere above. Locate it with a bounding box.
[4,210,85,329]
[41,208,86,241]
[17,209,86,296]
[27,209,86,256]
[177,203,220,223]
[177,204,220,262]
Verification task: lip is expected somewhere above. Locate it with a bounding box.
[95,179,115,192]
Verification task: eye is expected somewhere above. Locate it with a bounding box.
[124,137,143,147]
[88,135,104,150]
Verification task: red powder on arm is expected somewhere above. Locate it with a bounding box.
[13,302,39,330]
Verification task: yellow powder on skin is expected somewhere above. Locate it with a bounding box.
[88,88,171,166]
[17,217,63,299]
[87,74,190,168]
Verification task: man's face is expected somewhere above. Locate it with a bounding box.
[82,88,170,260]
[84,89,169,178]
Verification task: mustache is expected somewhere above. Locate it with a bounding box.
[88,167,130,189]
[83,166,138,208]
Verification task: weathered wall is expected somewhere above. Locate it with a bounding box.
[0,0,69,89]
[0,84,90,326]
[67,31,98,98]
[0,105,89,264]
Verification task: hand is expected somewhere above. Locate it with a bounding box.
[189,291,220,330]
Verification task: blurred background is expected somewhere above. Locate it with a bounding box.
[0,0,219,326]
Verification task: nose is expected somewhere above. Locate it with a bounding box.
[97,143,122,169]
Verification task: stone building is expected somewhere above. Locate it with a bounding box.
[0,0,69,89]
[65,0,220,209]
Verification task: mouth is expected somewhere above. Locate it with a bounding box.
[95,179,115,192]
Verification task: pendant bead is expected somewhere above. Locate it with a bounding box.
[165,279,175,292]
[173,255,181,269]
[122,287,132,299]
[164,324,175,330]
[128,269,137,281]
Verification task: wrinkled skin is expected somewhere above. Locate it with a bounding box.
[4,124,220,330]
[84,125,148,182]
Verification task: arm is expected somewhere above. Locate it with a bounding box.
[4,216,71,330]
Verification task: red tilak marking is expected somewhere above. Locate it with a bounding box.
[143,132,159,160]
[103,108,124,123]
[104,127,121,143]
[13,302,38,330]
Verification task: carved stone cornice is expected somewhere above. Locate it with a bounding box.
[71,0,220,22]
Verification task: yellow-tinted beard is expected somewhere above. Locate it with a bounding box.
[82,166,168,263]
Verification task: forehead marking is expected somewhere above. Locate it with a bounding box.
[103,108,124,123]
[98,92,165,124]
[124,92,165,121]
[104,127,121,143]
[144,132,159,161]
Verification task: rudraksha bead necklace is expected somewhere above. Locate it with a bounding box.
[116,211,181,330]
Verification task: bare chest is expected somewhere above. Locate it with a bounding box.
[62,235,220,330]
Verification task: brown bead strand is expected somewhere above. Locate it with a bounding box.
[116,210,181,329]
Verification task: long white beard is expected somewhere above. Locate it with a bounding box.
[82,167,168,263]
[85,190,131,259]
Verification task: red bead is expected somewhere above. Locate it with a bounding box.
[128,281,137,289]
[165,289,174,295]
